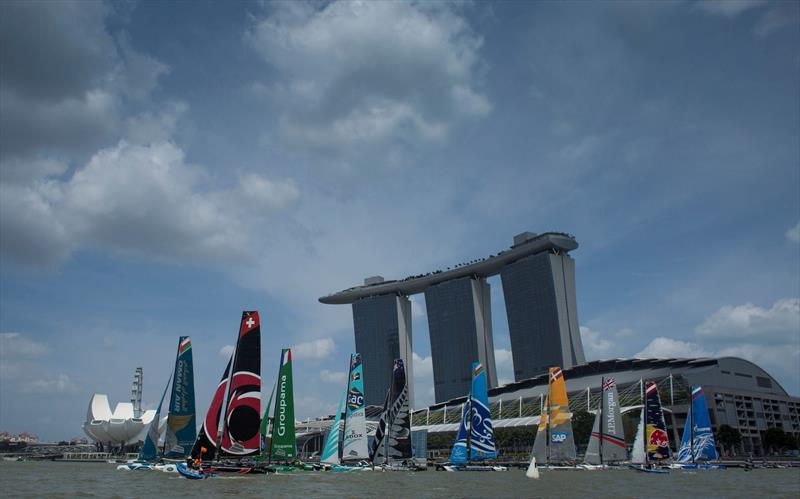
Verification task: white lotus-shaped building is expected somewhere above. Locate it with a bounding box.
[81,393,162,446]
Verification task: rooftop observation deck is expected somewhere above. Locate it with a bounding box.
[319,231,578,304]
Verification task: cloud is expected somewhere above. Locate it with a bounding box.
[494,348,513,367]
[786,222,800,244]
[580,326,614,359]
[292,338,335,360]
[695,298,799,342]
[412,352,433,378]
[0,333,49,359]
[219,344,234,359]
[319,369,347,384]
[21,374,78,395]
[694,0,766,17]
[245,1,489,157]
[635,337,712,358]
[754,2,800,37]
[0,1,167,160]
[1,140,299,267]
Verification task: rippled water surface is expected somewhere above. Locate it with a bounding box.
[2,461,799,498]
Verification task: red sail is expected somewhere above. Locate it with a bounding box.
[190,356,231,461]
[221,311,262,456]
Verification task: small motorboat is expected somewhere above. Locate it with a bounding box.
[177,463,217,479]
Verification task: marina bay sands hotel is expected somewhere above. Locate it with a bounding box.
[320,231,585,406]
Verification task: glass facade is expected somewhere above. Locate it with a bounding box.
[352,294,411,406]
[425,277,497,403]
[501,251,584,381]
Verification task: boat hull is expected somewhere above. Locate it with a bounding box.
[629,464,670,474]
[177,463,216,479]
[442,465,508,472]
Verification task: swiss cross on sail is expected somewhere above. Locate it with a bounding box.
[220,311,262,456]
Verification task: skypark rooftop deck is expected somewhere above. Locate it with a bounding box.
[319,231,578,304]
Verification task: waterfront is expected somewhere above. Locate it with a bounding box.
[1,461,798,498]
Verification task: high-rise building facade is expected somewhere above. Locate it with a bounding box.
[424,277,498,402]
[352,293,413,406]
[321,231,584,405]
[501,251,584,380]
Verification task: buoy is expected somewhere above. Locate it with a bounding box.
[525,457,540,479]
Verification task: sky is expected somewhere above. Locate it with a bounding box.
[0,0,798,441]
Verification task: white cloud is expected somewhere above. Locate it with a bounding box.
[1,140,299,267]
[694,0,766,17]
[494,348,513,367]
[786,222,800,244]
[0,333,49,359]
[412,352,433,378]
[219,344,234,359]
[695,298,799,342]
[21,374,78,395]
[635,337,711,359]
[292,338,335,360]
[580,326,614,359]
[319,369,347,384]
[246,1,489,155]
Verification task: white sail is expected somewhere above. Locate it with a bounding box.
[631,408,645,464]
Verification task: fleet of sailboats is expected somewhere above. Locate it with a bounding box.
[116,311,729,478]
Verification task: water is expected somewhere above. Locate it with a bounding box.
[1,461,798,498]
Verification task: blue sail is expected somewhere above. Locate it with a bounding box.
[449,363,497,463]
[139,372,172,462]
[449,400,470,464]
[678,386,719,462]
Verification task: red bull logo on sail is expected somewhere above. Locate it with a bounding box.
[648,428,669,449]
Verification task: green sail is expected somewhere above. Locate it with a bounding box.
[270,348,296,460]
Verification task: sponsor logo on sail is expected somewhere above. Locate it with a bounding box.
[551,432,568,443]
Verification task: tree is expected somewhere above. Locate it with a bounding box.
[763,427,797,455]
[716,425,742,456]
[571,410,594,453]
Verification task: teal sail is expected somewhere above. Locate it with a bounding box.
[342,353,368,460]
[678,386,719,463]
[164,336,196,457]
[321,391,346,465]
[139,372,172,462]
[450,363,497,463]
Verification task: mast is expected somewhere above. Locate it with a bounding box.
[690,387,695,465]
[466,392,472,466]
[546,374,551,466]
[599,377,604,466]
[267,355,283,465]
[643,387,648,467]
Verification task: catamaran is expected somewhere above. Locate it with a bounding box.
[180,311,263,477]
[529,367,577,470]
[118,336,196,472]
[672,386,725,470]
[371,359,421,470]
[318,353,373,471]
[630,381,671,473]
[581,377,626,469]
[444,362,506,472]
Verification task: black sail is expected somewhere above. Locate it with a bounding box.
[371,359,411,463]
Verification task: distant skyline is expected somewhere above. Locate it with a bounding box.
[1,1,798,440]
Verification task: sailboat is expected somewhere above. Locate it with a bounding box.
[181,311,264,477]
[673,386,725,470]
[530,367,577,469]
[117,336,196,471]
[630,381,671,473]
[319,353,373,471]
[371,359,419,470]
[117,372,173,471]
[320,392,346,468]
[444,362,506,472]
[582,377,627,469]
